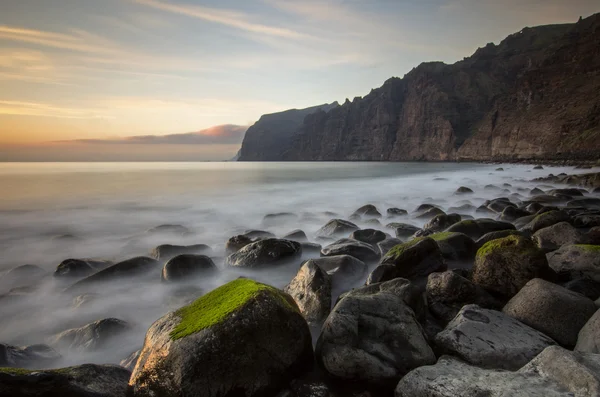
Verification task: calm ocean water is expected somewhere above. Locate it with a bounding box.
[0,161,584,367]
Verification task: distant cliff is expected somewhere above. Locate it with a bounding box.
[238,13,600,162]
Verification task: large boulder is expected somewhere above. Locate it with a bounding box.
[417,214,462,236]
[573,213,600,228]
[547,244,600,282]
[161,255,217,282]
[0,364,131,397]
[475,229,524,248]
[428,232,477,261]
[575,309,600,353]
[426,271,502,324]
[54,259,112,278]
[446,219,515,240]
[130,279,313,397]
[150,244,213,261]
[435,305,556,370]
[320,238,380,263]
[66,257,160,291]
[349,229,387,245]
[225,235,254,255]
[520,210,571,234]
[378,237,403,256]
[391,223,421,239]
[395,352,582,397]
[532,222,584,253]
[316,219,358,238]
[308,256,367,286]
[283,229,308,242]
[472,235,554,299]
[500,206,531,222]
[316,290,435,388]
[50,318,130,352]
[225,238,302,268]
[351,204,382,219]
[0,343,61,369]
[285,261,332,324]
[503,278,597,347]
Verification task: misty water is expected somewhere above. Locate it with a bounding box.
[0,161,581,368]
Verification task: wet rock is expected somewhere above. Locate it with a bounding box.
[447,203,476,214]
[563,278,600,300]
[500,206,531,222]
[67,257,160,291]
[532,222,584,252]
[534,165,544,170]
[129,279,313,397]
[390,223,421,239]
[226,238,302,269]
[51,318,130,352]
[547,244,600,282]
[225,234,254,255]
[573,213,600,228]
[263,212,298,226]
[300,242,322,256]
[377,238,403,256]
[414,207,445,220]
[567,197,600,210]
[435,305,556,370]
[520,210,571,234]
[371,238,446,283]
[321,238,380,263]
[387,208,408,217]
[416,213,461,236]
[0,343,61,369]
[525,202,545,213]
[161,255,217,282]
[308,255,367,286]
[120,349,141,371]
[428,232,477,261]
[473,235,554,299]
[503,278,597,347]
[475,229,524,248]
[244,229,276,239]
[352,204,382,219]
[349,229,387,245]
[446,218,515,240]
[316,289,435,387]
[150,244,213,261]
[0,364,131,397]
[283,229,308,242]
[285,261,332,324]
[455,186,474,195]
[426,271,502,324]
[487,198,517,213]
[316,219,359,238]
[54,259,112,278]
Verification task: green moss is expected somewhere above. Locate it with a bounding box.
[385,237,426,260]
[476,235,528,259]
[574,244,600,252]
[169,278,294,341]
[0,367,34,375]
[429,232,457,241]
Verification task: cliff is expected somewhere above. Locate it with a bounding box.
[238,13,600,162]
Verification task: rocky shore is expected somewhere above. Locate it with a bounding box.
[1,167,600,397]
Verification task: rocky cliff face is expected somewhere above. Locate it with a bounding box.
[239,14,600,162]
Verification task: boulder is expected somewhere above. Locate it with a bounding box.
[428,232,477,261]
[567,197,600,210]
[447,203,476,214]
[547,244,600,282]
[300,242,322,256]
[349,229,387,245]
[417,214,462,236]
[414,207,445,220]
[532,222,584,252]
[573,214,600,228]
[373,238,446,282]
[520,210,571,234]
[308,256,367,286]
[129,278,313,397]
[391,223,421,239]
[472,235,554,299]
[285,261,332,324]
[225,238,302,268]
[161,255,217,282]
[387,208,408,217]
[377,238,403,256]
[150,244,213,261]
[426,271,502,324]
[500,206,531,222]
[563,278,600,300]
[0,343,61,369]
[351,204,382,219]
[446,219,515,240]
[534,165,544,170]
[66,257,160,291]
[0,265,46,290]
[316,290,435,387]
[487,199,517,214]
[54,259,112,278]
[0,364,131,397]
[283,229,308,242]
[263,212,298,226]
[435,305,555,370]
[575,309,600,353]
[225,235,253,255]
[395,354,575,397]
[475,229,524,248]
[243,229,276,239]
[51,318,130,352]
[455,186,474,195]
[316,219,358,238]
[321,238,380,263]
[503,278,597,347]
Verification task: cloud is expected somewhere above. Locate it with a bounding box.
[133,0,314,40]
[0,100,108,119]
[64,124,248,145]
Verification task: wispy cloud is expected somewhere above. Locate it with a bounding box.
[0,100,108,119]
[133,0,314,40]
[61,124,248,145]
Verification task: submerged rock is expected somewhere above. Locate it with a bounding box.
[50,318,130,352]
[316,219,358,238]
[150,244,212,261]
[129,278,313,397]
[446,218,515,240]
[351,204,382,219]
[225,238,302,268]
[0,343,61,369]
[66,257,160,291]
[349,228,387,245]
[161,255,217,282]
[54,259,112,278]
[225,234,253,255]
[321,238,380,263]
[308,255,367,285]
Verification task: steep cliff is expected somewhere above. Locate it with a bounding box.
[239,13,600,162]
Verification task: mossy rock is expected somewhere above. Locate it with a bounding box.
[130,278,313,397]
[375,237,446,281]
[429,232,477,261]
[446,219,515,240]
[472,236,555,299]
[547,244,600,282]
[520,210,571,234]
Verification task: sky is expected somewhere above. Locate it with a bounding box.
[0,0,598,161]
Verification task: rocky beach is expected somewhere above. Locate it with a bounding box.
[1,163,600,396]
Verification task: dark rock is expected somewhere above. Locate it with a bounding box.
[503,278,597,347]
[150,244,213,261]
[532,222,584,252]
[0,343,61,369]
[66,257,160,291]
[435,304,556,370]
[455,186,474,195]
[308,255,367,286]
[487,199,517,213]
[161,255,217,282]
[0,364,131,397]
[378,237,446,280]
[351,204,382,219]
[563,278,600,300]
[429,232,477,261]
[387,208,408,217]
[285,261,332,324]
[226,238,302,268]
[573,213,600,228]
[417,213,461,236]
[316,219,358,238]
[520,210,571,234]
[283,229,308,242]
[300,242,322,256]
[244,229,276,239]
[475,229,524,248]
[377,238,403,256]
[575,309,600,353]
[225,234,253,255]
[547,244,600,282]
[391,223,421,239]
[349,229,387,245]
[525,202,545,213]
[414,207,445,220]
[567,197,600,209]
[51,318,130,352]
[446,218,515,240]
[500,206,531,222]
[321,238,380,263]
[534,165,544,170]
[473,235,554,299]
[495,167,504,171]
[129,279,313,397]
[54,259,112,278]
